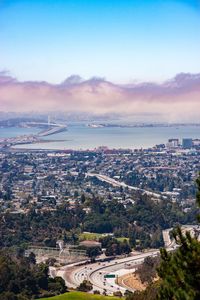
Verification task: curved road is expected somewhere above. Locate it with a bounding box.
[67,250,160,295]
[52,228,181,295]
[54,227,195,295]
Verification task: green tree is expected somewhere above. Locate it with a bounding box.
[80,193,86,203]
[157,175,200,300]
[77,280,93,292]
[86,246,101,262]
[48,277,67,294]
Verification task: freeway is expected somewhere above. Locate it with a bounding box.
[51,226,199,295]
[64,226,196,295]
[86,172,161,199]
[65,250,160,295]
[162,228,173,248]
[162,225,200,248]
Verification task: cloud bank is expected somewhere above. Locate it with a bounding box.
[0,72,200,122]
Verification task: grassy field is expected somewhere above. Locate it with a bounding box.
[79,232,129,243]
[79,232,106,241]
[40,291,121,300]
[116,237,129,243]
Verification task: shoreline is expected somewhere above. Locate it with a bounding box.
[1,124,200,152]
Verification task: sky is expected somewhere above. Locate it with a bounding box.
[0,0,199,121]
[0,0,200,83]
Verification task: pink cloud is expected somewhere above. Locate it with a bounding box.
[0,73,199,122]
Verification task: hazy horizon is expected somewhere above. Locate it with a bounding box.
[0,71,200,123]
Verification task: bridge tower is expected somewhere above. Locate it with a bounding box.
[48,115,51,126]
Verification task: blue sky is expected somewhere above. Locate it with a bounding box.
[0,0,200,83]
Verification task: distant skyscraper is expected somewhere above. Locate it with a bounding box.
[167,138,179,148]
[193,139,200,147]
[182,138,193,149]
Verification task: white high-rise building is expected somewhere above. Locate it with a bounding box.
[167,138,179,148]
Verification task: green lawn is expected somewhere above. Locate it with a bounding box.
[116,237,129,243]
[40,291,121,300]
[79,232,105,241]
[79,233,128,243]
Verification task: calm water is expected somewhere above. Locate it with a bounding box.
[0,127,40,138]
[1,125,200,150]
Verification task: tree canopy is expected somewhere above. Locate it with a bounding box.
[157,175,200,300]
[126,175,200,300]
